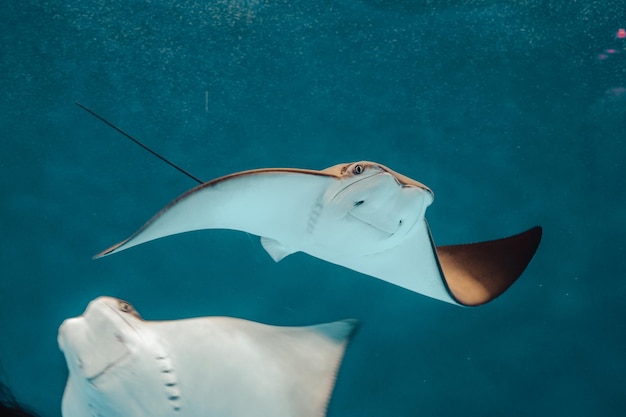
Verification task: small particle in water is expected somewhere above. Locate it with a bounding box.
[617,28,626,39]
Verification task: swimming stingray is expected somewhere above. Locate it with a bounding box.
[58,296,357,417]
[96,161,542,306]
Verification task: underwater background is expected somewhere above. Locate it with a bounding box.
[1,0,625,416]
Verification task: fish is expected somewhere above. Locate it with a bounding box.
[58,296,357,417]
[96,161,542,306]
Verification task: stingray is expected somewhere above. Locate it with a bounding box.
[96,161,542,306]
[58,296,357,417]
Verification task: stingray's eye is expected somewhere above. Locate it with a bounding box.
[117,300,142,319]
[353,164,364,175]
[118,301,133,313]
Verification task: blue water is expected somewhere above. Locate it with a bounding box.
[2,1,625,416]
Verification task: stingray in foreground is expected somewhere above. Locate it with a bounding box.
[58,296,357,417]
[96,161,542,306]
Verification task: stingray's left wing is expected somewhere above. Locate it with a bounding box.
[95,168,336,258]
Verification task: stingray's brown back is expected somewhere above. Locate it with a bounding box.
[437,227,542,306]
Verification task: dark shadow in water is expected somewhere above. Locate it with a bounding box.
[0,377,40,417]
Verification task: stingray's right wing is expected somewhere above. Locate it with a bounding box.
[436,226,542,306]
[327,221,541,306]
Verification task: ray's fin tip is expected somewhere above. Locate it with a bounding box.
[343,318,360,339]
[92,250,107,260]
[527,225,542,238]
[92,242,123,260]
[523,225,543,256]
[313,319,360,343]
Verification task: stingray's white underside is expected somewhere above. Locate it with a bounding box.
[102,171,454,304]
[59,297,356,417]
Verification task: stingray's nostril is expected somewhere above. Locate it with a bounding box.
[354,200,364,207]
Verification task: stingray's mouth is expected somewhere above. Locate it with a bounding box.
[346,211,398,236]
[347,201,421,240]
[81,302,138,383]
[86,350,132,384]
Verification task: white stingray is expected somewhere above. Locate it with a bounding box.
[96,161,542,306]
[58,296,357,417]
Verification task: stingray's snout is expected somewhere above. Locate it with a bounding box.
[57,317,81,353]
[421,185,434,206]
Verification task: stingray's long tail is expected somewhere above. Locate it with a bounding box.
[75,102,204,185]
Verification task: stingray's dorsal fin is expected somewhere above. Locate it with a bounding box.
[437,226,542,306]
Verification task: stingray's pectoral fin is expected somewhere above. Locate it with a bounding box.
[296,318,358,417]
[260,237,297,262]
[437,226,542,306]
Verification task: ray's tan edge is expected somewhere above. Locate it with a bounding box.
[376,163,432,192]
[322,161,432,193]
